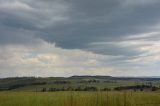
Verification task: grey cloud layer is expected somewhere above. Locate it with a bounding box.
[1,0,160,46]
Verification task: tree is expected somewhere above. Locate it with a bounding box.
[41,88,47,92]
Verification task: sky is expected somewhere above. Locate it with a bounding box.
[0,0,160,78]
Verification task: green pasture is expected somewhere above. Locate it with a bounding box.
[0,91,160,106]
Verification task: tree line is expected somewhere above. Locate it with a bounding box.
[41,86,111,92]
[40,85,159,92]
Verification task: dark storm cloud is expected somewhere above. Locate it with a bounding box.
[35,0,160,50]
[0,0,160,55]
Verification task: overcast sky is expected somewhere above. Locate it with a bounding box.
[0,0,160,77]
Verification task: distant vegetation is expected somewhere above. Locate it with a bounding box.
[114,85,158,91]
[0,76,160,92]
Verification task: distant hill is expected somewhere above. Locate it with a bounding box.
[70,75,113,80]
[70,75,160,80]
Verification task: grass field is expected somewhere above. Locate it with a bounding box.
[0,91,160,106]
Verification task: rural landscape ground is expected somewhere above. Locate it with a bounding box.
[0,91,160,106]
[0,76,160,106]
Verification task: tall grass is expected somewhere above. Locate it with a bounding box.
[0,91,160,106]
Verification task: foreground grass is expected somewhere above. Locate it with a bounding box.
[0,91,160,106]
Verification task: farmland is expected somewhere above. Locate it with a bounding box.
[0,76,160,106]
[1,76,160,92]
